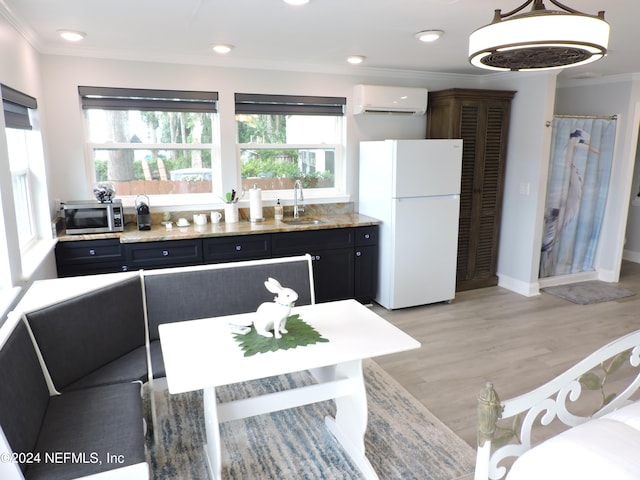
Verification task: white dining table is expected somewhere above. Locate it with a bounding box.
[158,298,421,479]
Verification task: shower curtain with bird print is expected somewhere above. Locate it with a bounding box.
[539,116,617,278]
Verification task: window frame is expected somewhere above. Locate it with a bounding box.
[79,87,221,207]
[10,166,36,249]
[235,93,346,201]
[2,85,39,251]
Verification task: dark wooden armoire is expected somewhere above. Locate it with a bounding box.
[426,88,515,291]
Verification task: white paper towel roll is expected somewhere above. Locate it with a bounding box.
[249,186,263,221]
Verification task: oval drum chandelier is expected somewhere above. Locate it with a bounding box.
[469,0,610,71]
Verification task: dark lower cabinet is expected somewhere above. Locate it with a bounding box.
[55,225,379,303]
[55,239,127,277]
[354,245,378,303]
[271,226,378,303]
[124,239,202,270]
[203,234,271,263]
[354,226,378,303]
[271,228,355,302]
[308,249,355,302]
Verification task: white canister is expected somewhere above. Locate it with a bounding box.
[249,184,264,222]
[225,203,239,223]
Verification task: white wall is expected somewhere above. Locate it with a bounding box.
[627,132,640,262]
[555,75,640,280]
[39,55,480,208]
[475,73,559,296]
[0,15,57,316]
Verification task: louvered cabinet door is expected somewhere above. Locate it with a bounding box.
[426,89,514,291]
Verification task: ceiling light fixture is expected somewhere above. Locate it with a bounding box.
[57,29,86,42]
[283,0,310,5]
[347,55,366,65]
[212,44,234,54]
[468,0,609,71]
[415,30,444,43]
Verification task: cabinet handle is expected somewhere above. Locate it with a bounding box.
[162,250,169,256]
[356,251,362,257]
[364,233,370,239]
[235,245,242,251]
[89,249,96,256]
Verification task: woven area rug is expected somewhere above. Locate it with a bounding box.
[145,359,475,479]
[542,280,635,305]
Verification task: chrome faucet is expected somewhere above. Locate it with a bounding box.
[293,179,305,219]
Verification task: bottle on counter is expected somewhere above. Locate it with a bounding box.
[274,199,283,221]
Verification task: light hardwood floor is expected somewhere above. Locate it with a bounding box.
[373,260,640,448]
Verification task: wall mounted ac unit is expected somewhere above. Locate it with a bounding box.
[353,84,428,116]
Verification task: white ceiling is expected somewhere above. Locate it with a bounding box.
[2,0,638,79]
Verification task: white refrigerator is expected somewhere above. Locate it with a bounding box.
[359,139,463,309]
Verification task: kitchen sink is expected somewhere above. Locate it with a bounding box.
[281,218,326,226]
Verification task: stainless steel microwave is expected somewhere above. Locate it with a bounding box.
[64,200,125,234]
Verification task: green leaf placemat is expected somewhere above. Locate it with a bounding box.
[233,314,329,357]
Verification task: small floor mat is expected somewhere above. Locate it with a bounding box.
[542,281,635,305]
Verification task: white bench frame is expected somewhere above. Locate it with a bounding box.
[475,329,640,480]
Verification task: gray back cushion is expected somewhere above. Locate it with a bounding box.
[0,321,49,474]
[25,276,146,391]
[145,259,313,341]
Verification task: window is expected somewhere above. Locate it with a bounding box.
[2,85,39,251]
[80,87,220,202]
[235,93,345,195]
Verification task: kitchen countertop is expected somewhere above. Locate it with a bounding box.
[56,212,381,244]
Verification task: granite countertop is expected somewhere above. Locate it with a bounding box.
[56,212,381,244]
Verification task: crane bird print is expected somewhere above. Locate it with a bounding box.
[540,119,615,278]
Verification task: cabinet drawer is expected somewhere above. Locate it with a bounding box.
[354,225,378,246]
[55,239,127,277]
[272,228,354,255]
[56,239,124,264]
[125,239,203,268]
[203,234,271,263]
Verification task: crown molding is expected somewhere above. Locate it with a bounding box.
[0,0,41,50]
[557,72,640,88]
[39,43,485,83]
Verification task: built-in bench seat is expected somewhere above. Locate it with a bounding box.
[0,254,315,478]
[0,319,148,480]
[25,276,148,393]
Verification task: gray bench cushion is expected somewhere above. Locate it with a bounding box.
[0,320,49,475]
[63,345,148,391]
[25,276,147,392]
[26,382,146,480]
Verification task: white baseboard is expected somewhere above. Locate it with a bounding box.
[499,255,639,297]
[538,271,599,289]
[623,249,640,264]
[497,274,541,297]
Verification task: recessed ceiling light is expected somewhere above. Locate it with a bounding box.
[283,0,310,5]
[212,44,234,54]
[57,30,86,42]
[415,30,444,43]
[347,55,366,65]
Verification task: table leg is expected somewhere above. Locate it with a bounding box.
[203,386,222,480]
[325,359,379,480]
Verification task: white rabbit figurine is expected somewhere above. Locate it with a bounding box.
[254,278,298,339]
